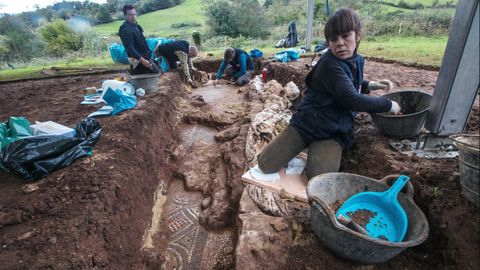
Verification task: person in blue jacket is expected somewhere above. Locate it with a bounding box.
[119,5,158,75]
[257,8,401,180]
[215,48,254,86]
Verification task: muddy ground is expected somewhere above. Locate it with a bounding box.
[0,57,479,269]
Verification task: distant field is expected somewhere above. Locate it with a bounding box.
[360,36,448,67]
[94,0,206,40]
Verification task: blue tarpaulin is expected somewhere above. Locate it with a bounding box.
[250,48,264,58]
[109,37,175,64]
[274,48,300,62]
[88,88,137,117]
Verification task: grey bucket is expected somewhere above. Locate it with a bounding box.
[370,90,432,138]
[127,72,160,93]
[306,173,429,264]
[450,134,480,207]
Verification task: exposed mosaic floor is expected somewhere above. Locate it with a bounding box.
[159,181,235,269]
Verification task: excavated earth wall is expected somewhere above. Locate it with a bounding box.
[0,58,478,269]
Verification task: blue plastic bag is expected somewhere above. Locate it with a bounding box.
[0,117,33,149]
[109,43,130,64]
[250,48,264,58]
[155,56,170,72]
[109,37,176,64]
[274,48,300,62]
[102,88,137,116]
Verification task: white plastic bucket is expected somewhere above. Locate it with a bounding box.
[101,80,135,95]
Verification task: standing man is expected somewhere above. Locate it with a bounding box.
[119,5,158,74]
[215,47,254,86]
[154,40,199,87]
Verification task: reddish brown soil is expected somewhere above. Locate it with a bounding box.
[269,58,480,270]
[347,209,377,228]
[378,235,389,241]
[330,199,345,213]
[0,57,478,269]
[0,72,183,269]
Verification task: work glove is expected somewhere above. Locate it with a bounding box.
[368,79,394,91]
[389,101,401,114]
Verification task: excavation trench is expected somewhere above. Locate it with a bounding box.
[141,83,247,269]
[0,58,478,269]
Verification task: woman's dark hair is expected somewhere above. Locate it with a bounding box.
[123,4,135,15]
[324,8,362,42]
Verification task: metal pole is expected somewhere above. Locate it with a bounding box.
[306,0,314,51]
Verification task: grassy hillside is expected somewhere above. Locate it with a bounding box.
[94,0,206,40]
[2,0,456,81]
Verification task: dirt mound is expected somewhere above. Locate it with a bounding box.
[236,58,480,270]
[0,72,183,269]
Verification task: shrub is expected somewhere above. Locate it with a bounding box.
[192,31,202,47]
[171,22,202,28]
[266,0,304,25]
[40,20,83,56]
[138,0,184,14]
[398,0,424,10]
[0,15,44,61]
[204,0,269,38]
[96,5,114,24]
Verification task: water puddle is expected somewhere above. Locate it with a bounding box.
[193,83,244,114]
[193,84,236,104]
[180,125,217,146]
[142,184,167,250]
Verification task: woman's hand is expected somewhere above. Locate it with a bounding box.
[389,101,402,114]
[140,57,152,68]
[368,79,394,91]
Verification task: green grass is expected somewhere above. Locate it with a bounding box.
[360,35,448,67]
[377,4,456,15]
[0,54,127,82]
[95,0,206,40]
[1,35,447,82]
[380,0,456,5]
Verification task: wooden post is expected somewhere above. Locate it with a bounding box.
[426,0,480,135]
[305,0,315,51]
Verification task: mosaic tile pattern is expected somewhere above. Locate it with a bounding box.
[159,181,234,270]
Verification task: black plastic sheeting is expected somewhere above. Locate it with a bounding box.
[0,118,102,181]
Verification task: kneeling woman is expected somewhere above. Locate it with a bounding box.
[258,8,401,179]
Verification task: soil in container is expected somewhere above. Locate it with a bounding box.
[346,209,377,228]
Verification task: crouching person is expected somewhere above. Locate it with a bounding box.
[154,40,199,87]
[257,8,400,180]
[215,47,254,86]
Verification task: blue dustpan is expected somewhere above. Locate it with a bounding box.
[336,175,410,242]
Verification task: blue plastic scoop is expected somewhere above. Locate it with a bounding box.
[336,175,410,242]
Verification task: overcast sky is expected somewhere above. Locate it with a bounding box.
[0,0,107,14]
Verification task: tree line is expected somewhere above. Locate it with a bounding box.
[0,0,184,62]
